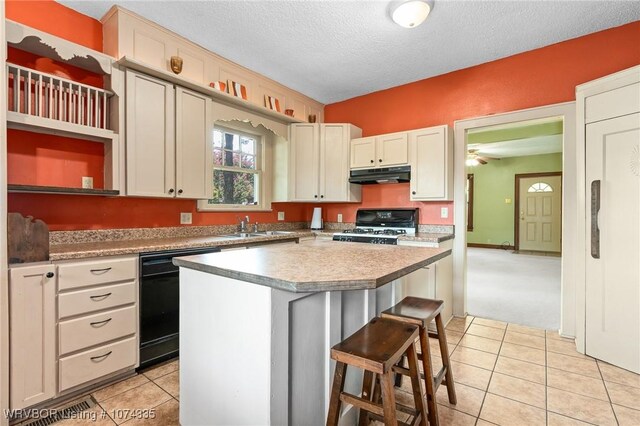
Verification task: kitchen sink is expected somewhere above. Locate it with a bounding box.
[218,231,296,238]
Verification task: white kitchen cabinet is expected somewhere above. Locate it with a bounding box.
[578,66,640,373]
[409,125,453,201]
[9,264,56,409]
[288,123,362,202]
[125,69,213,199]
[350,133,408,169]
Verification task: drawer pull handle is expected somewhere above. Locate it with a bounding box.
[90,351,113,362]
[90,267,112,274]
[90,318,112,327]
[89,292,112,301]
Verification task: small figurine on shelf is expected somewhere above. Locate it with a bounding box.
[284,109,294,117]
[170,56,183,74]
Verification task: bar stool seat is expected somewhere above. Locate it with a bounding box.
[382,297,457,426]
[327,317,427,426]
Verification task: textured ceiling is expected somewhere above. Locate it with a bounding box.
[59,0,640,104]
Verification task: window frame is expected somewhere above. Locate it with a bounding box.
[198,124,267,212]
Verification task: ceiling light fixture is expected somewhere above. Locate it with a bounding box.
[391,0,433,28]
[466,158,480,167]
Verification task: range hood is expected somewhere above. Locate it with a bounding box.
[349,165,411,185]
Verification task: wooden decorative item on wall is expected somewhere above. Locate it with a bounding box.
[265,95,281,112]
[8,212,50,264]
[227,80,248,100]
[170,55,183,74]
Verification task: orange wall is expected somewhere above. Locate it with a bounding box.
[324,21,640,225]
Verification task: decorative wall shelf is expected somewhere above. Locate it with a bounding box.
[8,184,119,196]
[117,56,306,125]
[6,20,113,75]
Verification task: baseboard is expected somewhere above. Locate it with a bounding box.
[467,243,515,250]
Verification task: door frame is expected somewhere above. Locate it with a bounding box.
[514,172,563,251]
[453,102,577,338]
[1,3,9,424]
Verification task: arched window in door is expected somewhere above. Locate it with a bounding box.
[527,182,553,193]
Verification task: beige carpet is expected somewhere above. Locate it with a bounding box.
[466,247,561,330]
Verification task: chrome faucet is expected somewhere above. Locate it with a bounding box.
[239,215,250,233]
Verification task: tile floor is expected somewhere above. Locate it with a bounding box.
[57,359,179,425]
[56,316,640,425]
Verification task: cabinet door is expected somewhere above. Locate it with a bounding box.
[126,70,176,197]
[175,87,213,199]
[409,126,452,200]
[289,123,319,201]
[377,133,408,167]
[10,264,56,409]
[585,113,640,373]
[401,265,436,300]
[350,137,376,169]
[320,124,350,201]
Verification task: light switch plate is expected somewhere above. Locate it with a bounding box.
[180,212,192,225]
[277,211,285,221]
[337,214,343,223]
[81,176,93,189]
[440,207,449,219]
[505,198,512,204]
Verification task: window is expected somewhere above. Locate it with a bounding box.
[204,126,263,209]
[527,182,553,193]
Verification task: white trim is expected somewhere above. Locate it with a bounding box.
[453,102,577,338]
[1,4,9,425]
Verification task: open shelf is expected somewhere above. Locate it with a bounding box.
[117,56,306,125]
[8,184,120,196]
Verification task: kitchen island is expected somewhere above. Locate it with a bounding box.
[174,240,451,425]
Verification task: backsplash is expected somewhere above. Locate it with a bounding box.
[50,222,310,245]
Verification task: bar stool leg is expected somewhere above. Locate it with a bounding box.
[327,362,347,426]
[379,370,399,426]
[406,340,427,426]
[418,328,439,426]
[358,371,374,426]
[435,314,457,405]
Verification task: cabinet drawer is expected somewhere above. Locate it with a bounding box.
[59,306,137,355]
[58,281,136,319]
[59,337,136,392]
[58,257,137,290]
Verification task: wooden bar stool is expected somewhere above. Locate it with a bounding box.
[326,317,427,426]
[381,297,457,426]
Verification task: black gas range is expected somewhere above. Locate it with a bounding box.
[332,209,418,245]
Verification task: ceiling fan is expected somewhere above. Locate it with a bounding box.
[466,149,500,166]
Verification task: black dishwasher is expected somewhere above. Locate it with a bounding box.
[138,246,221,370]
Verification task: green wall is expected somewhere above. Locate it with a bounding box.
[467,153,562,246]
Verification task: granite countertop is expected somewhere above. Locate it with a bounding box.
[399,232,454,243]
[173,239,452,293]
[49,231,315,261]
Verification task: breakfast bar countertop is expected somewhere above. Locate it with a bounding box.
[173,239,452,293]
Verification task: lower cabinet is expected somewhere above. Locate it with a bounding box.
[397,239,454,323]
[8,255,139,410]
[9,264,56,410]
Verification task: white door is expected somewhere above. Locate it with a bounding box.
[10,264,56,409]
[585,112,640,373]
[289,123,319,201]
[518,175,562,252]
[377,133,408,167]
[319,124,348,201]
[125,70,175,197]
[350,137,376,169]
[175,87,213,199]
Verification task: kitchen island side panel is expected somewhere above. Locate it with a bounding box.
[179,268,272,425]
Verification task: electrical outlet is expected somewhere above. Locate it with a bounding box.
[82,176,93,189]
[440,207,449,219]
[180,212,192,225]
[277,211,285,221]
[337,214,343,223]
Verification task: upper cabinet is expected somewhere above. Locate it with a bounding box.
[350,133,408,169]
[125,70,213,199]
[282,123,362,202]
[102,6,324,123]
[409,125,453,201]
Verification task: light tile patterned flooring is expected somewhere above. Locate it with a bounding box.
[387,316,640,426]
[57,359,179,425]
[56,316,640,425]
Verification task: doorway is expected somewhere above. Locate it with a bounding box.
[453,102,577,336]
[515,172,562,253]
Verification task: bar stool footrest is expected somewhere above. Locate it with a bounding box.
[339,392,384,417]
